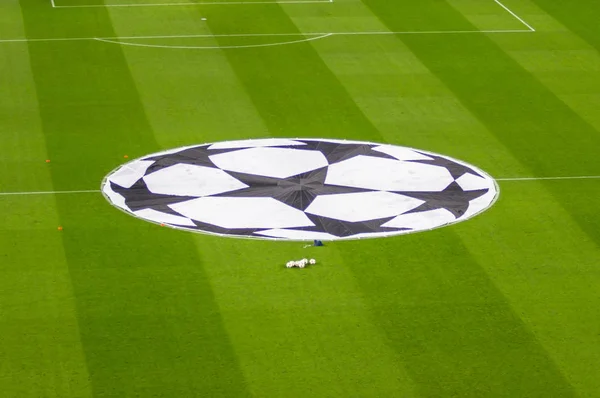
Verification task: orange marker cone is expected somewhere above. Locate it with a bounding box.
[45,159,51,163]
[57,226,63,231]
[124,155,129,158]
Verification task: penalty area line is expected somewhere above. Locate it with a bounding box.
[493,0,535,32]
[51,0,331,7]
[0,29,534,45]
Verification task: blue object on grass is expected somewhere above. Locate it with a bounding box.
[314,240,324,246]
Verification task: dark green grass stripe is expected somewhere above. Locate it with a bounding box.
[531,0,600,53]
[19,1,251,396]
[201,5,385,141]
[337,232,577,398]
[362,0,600,247]
[203,4,577,396]
[355,0,596,394]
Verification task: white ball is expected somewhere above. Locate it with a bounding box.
[309,259,316,265]
[299,263,305,268]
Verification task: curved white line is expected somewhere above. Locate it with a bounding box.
[93,33,333,50]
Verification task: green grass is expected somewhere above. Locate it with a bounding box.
[1,0,600,396]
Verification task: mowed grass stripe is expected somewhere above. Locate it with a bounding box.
[0,7,91,392]
[531,0,600,53]
[104,9,418,396]
[19,1,251,396]
[278,2,577,396]
[187,237,420,397]
[335,231,578,398]
[359,0,594,393]
[455,181,600,397]
[363,1,600,242]
[105,7,272,148]
[201,5,386,140]
[449,13,600,393]
[196,5,421,397]
[449,1,600,137]
[202,3,575,396]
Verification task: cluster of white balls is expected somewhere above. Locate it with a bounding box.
[286,258,316,268]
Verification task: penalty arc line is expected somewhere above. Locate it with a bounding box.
[1,177,599,196]
[94,33,333,49]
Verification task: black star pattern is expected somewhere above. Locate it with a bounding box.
[285,140,398,165]
[183,219,262,237]
[143,145,238,176]
[104,139,497,240]
[211,167,372,211]
[394,181,489,218]
[110,179,195,217]
[408,151,482,180]
[295,214,411,238]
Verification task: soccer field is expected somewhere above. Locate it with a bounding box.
[1,0,600,396]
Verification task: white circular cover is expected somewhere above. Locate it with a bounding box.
[102,138,499,240]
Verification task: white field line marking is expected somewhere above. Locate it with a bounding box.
[0,190,100,196]
[94,33,333,49]
[0,29,534,45]
[493,0,535,32]
[50,0,56,8]
[52,0,330,8]
[1,176,598,196]
[496,175,600,182]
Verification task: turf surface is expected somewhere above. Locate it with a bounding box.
[1,0,600,396]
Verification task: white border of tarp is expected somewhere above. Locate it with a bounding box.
[100,138,500,242]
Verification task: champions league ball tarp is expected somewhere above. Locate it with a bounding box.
[101,138,499,240]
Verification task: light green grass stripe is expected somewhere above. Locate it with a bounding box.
[0,197,92,398]
[18,1,252,396]
[456,181,600,397]
[200,4,386,141]
[106,6,271,148]
[201,2,575,396]
[450,0,600,136]
[280,1,578,396]
[333,230,578,398]
[366,1,600,246]
[194,238,419,397]
[196,4,418,397]
[0,5,92,394]
[108,4,417,395]
[359,0,595,395]
[531,0,600,53]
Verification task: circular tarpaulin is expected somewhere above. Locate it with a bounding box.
[102,138,498,240]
